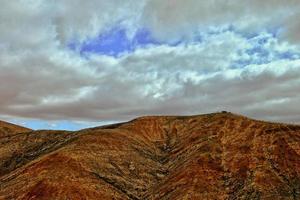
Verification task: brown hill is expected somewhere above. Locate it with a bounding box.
[0,112,299,199]
[0,120,31,138]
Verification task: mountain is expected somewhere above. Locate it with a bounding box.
[0,112,299,200]
[0,120,31,138]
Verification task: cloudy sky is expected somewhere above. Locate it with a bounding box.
[1,0,300,130]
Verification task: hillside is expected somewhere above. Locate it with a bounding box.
[0,112,299,199]
[0,120,31,138]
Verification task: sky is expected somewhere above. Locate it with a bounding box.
[1,0,300,130]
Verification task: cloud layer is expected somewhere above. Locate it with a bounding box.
[1,0,300,127]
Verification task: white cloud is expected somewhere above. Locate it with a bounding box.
[142,0,300,43]
[1,0,300,126]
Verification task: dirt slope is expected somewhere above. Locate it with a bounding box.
[0,120,31,138]
[0,112,299,200]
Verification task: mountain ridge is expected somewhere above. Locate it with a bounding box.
[0,112,299,199]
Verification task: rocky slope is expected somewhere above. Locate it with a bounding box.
[0,112,299,200]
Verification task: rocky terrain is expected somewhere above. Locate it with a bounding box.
[0,112,299,200]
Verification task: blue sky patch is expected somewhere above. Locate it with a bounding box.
[68,25,300,72]
[69,27,163,57]
[232,30,300,68]
[9,119,105,131]
[68,27,187,57]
